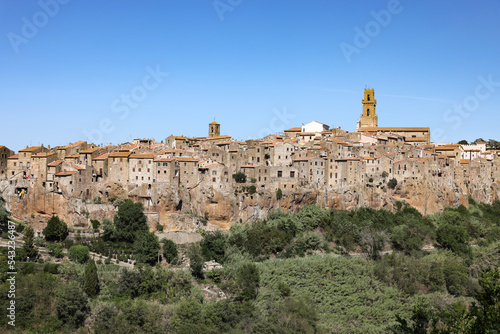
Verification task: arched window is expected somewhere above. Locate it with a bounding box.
[367,109,370,116]
[367,94,370,101]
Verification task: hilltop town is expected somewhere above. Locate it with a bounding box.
[1,89,499,232]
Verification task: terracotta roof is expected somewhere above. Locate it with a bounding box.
[80,147,101,154]
[175,157,198,162]
[209,121,220,125]
[299,132,316,136]
[292,157,314,162]
[154,157,175,162]
[55,171,78,176]
[460,159,470,164]
[129,153,154,159]
[71,164,85,171]
[336,157,361,161]
[47,160,64,167]
[405,137,429,142]
[19,146,42,152]
[206,135,231,140]
[284,127,301,132]
[65,154,80,158]
[109,152,131,158]
[32,152,56,158]
[93,153,109,161]
[60,141,86,149]
[8,154,19,159]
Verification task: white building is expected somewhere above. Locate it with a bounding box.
[301,121,329,134]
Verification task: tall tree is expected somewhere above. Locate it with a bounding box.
[83,258,100,298]
[43,216,69,242]
[162,238,178,264]
[22,225,38,261]
[0,194,11,233]
[133,232,160,266]
[113,200,148,243]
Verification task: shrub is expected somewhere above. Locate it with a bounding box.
[113,200,148,243]
[68,245,90,264]
[162,238,178,264]
[43,216,69,242]
[93,196,102,204]
[276,188,283,200]
[56,281,89,328]
[43,263,60,274]
[250,178,257,183]
[248,185,257,195]
[157,223,164,232]
[133,232,160,266]
[388,178,398,190]
[232,172,247,183]
[48,243,64,258]
[90,219,100,230]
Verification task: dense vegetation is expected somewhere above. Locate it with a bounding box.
[1,192,500,333]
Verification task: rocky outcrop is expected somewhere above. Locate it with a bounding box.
[1,176,499,232]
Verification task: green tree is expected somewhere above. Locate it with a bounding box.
[232,172,247,183]
[133,231,160,266]
[381,171,389,178]
[469,267,500,333]
[56,281,89,328]
[0,194,11,233]
[200,230,227,263]
[102,218,115,241]
[83,258,100,298]
[388,178,398,190]
[276,188,283,200]
[458,139,468,145]
[236,263,259,301]
[162,238,178,264]
[43,216,69,242]
[91,219,100,230]
[113,200,148,243]
[48,243,64,258]
[22,225,38,261]
[69,245,90,264]
[188,244,205,278]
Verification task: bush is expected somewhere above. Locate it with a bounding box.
[56,281,89,328]
[162,238,178,264]
[68,245,90,264]
[157,223,164,232]
[232,172,247,183]
[43,263,60,274]
[250,178,257,183]
[43,216,69,242]
[248,185,257,195]
[188,244,204,278]
[276,188,283,200]
[113,200,148,243]
[48,243,64,258]
[90,219,100,230]
[388,178,398,190]
[93,196,102,204]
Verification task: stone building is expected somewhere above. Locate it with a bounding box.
[0,146,14,179]
[107,152,130,183]
[129,153,154,186]
[208,121,220,137]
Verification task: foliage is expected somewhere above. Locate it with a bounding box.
[0,194,10,233]
[91,219,101,230]
[200,230,227,263]
[188,244,205,278]
[162,238,178,264]
[22,225,38,261]
[69,245,90,264]
[83,258,100,298]
[102,218,115,241]
[43,216,69,242]
[232,172,247,183]
[113,199,148,243]
[56,281,89,328]
[458,139,469,145]
[276,188,283,200]
[250,177,257,183]
[388,178,398,190]
[236,263,259,301]
[133,232,160,266]
[382,171,389,178]
[157,223,163,232]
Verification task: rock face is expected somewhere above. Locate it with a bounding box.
[1,176,499,232]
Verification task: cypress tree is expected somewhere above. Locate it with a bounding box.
[22,225,38,261]
[83,258,100,297]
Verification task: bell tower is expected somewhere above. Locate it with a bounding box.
[209,121,220,137]
[356,88,378,131]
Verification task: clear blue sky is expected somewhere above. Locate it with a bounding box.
[1,0,499,152]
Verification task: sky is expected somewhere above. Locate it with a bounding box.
[1,0,499,152]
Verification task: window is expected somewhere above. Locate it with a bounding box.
[133,168,135,172]
[290,171,295,177]
[367,109,370,116]
[138,168,141,172]
[277,171,282,177]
